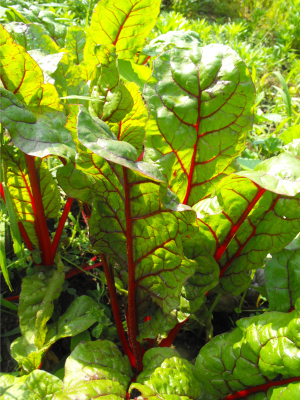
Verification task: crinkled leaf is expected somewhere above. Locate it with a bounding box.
[265,239,300,312]
[11,296,99,373]
[84,0,161,63]
[53,380,125,400]
[0,370,62,400]
[108,82,148,154]
[136,347,180,384]
[3,145,61,247]
[132,354,201,400]
[63,340,132,390]
[65,26,86,65]
[0,24,63,112]
[237,152,300,196]
[144,44,255,206]
[194,301,300,399]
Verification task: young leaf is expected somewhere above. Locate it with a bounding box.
[143,44,255,206]
[84,0,161,63]
[108,82,149,154]
[89,44,134,122]
[194,300,300,399]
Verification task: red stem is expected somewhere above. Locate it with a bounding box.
[25,155,53,266]
[123,167,143,372]
[0,182,5,201]
[81,207,89,228]
[142,56,151,65]
[18,222,34,251]
[159,318,189,347]
[214,187,266,264]
[222,376,300,400]
[100,253,135,367]
[65,261,102,279]
[51,197,74,257]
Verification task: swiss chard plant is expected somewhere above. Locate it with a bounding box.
[1,0,300,399]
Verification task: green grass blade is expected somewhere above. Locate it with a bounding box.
[0,296,18,311]
[273,71,292,126]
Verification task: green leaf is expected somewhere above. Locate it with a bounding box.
[2,146,61,247]
[131,349,201,399]
[0,370,62,399]
[0,24,63,112]
[11,296,99,373]
[4,22,60,54]
[280,125,300,145]
[118,59,152,92]
[268,383,300,399]
[143,30,202,57]
[236,157,263,171]
[143,44,255,206]
[63,340,133,391]
[265,238,300,312]
[89,45,134,123]
[195,175,300,295]
[65,26,86,65]
[137,308,188,340]
[136,347,180,383]
[194,302,300,399]
[18,258,65,348]
[0,88,76,159]
[84,0,161,63]
[53,380,125,400]
[75,107,198,315]
[236,152,300,196]
[108,82,149,154]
